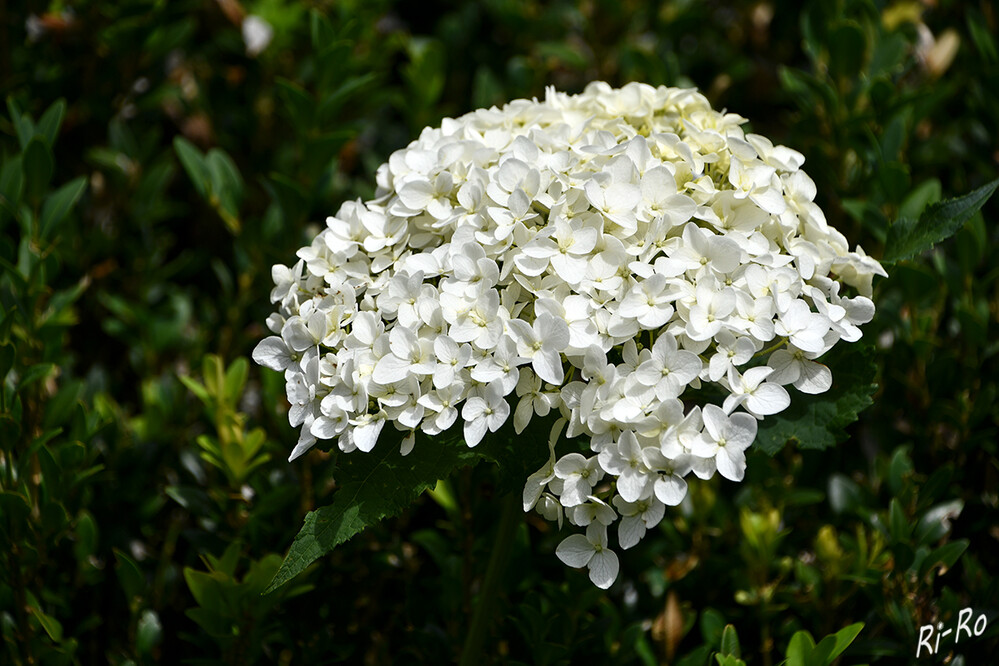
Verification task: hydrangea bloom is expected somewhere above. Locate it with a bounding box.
[254,81,886,589]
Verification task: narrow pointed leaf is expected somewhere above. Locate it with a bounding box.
[40,176,87,240]
[884,178,999,264]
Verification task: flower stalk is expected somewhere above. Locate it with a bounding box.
[459,491,521,666]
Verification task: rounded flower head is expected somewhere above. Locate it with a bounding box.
[255,81,885,588]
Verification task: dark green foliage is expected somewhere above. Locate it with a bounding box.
[884,178,999,263]
[1,0,998,664]
[754,344,877,455]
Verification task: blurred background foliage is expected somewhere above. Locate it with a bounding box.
[1,0,998,663]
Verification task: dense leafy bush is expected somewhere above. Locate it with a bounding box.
[1,1,997,664]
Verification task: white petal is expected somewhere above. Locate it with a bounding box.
[727,413,759,449]
[353,419,384,453]
[533,349,565,385]
[587,549,620,589]
[795,360,832,395]
[616,469,647,503]
[555,534,595,568]
[288,428,316,462]
[716,448,746,482]
[618,516,645,550]
[766,349,800,385]
[372,355,412,384]
[252,336,292,372]
[746,383,791,415]
[537,314,570,351]
[604,183,640,212]
[463,416,488,447]
[654,474,687,506]
[400,432,416,456]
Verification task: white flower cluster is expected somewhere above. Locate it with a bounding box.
[254,81,886,589]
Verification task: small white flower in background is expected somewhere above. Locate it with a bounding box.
[254,81,886,589]
[242,15,273,57]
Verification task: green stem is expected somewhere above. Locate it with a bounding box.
[753,336,788,360]
[459,492,521,666]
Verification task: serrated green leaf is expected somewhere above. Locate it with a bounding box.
[884,178,999,264]
[754,344,877,455]
[40,176,87,240]
[265,417,552,594]
[264,428,478,593]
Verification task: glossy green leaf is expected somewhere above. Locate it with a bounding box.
[205,148,243,233]
[785,630,815,666]
[0,156,24,225]
[223,357,249,406]
[275,78,315,128]
[0,343,14,380]
[73,510,98,560]
[700,608,725,647]
[114,548,146,602]
[179,374,211,405]
[918,540,969,579]
[29,605,64,643]
[23,137,54,202]
[889,499,910,541]
[36,99,66,146]
[828,21,866,79]
[173,136,211,200]
[884,178,999,264]
[40,176,87,240]
[19,363,55,391]
[6,97,33,149]
[0,490,31,524]
[719,624,740,657]
[826,622,864,661]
